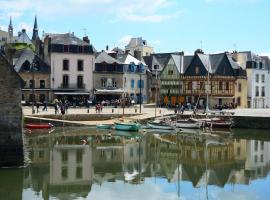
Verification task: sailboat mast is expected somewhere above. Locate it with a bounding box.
[206,54,210,116]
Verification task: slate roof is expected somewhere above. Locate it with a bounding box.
[183,55,193,72]
[12,29,33,45]
[117,54,146,65]
[47,33,89,46]
[13,49,50,73]
[95,51,122,64]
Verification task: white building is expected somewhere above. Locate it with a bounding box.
[44,33,95,104]
[233,51,270,108]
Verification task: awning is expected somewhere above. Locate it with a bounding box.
[54,92,90,95]
[214,96,234,99]
[95,89,124,95]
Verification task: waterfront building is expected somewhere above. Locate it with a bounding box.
[183,51,247,108]
[125,37,154,61]
[93,51,147,103]
[143,53,174,103]
[13,49,51,104]
[232,51,270,108]
[43,33,95,104]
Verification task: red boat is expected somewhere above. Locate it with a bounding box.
[25,123,54,129]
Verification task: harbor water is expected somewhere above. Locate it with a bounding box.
[0,127,270,200]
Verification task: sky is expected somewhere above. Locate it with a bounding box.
[0,0,269,55]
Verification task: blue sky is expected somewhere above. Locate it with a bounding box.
[0,0,269,55]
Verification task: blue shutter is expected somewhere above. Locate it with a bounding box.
[131,80,134,89]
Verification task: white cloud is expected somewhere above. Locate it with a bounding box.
[0,0,182,23]
[116,35,133,48]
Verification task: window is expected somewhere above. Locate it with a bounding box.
[260,154,264,162]
[22,94,25,101]
[30,80,35,88]
[261,141,264,150]
[262,86,265,97]
[62,151,68,163]
[40,80,45,88]
[238,83,242,92]
[77,75,84,88]
[131,79,134,89]
[138,80,144,88]
[112,79,117,88]
[168,70,173,75]
[219,81,223,90]
[262,74,265,83]
[78,46,83,53]
[76,149,83,163]
[225,82,229,90]
[237,147,241,156]
[101,79,106,87]
[254,155,258,163]
[256,86,259,97]
[187,82,192,90]
[63,45,69,52]
[195,66,199,75]
[39,151,44,159]
[63,59,69,71]
[61,167,68,179]
[76,167,82,179]
[77,60,84,71]
[256,74,259,83]
[62,75,69,88]
[255,141,258,151]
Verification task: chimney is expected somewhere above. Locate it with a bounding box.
[83,36,90,44]
[106,45,109,51]
[232,51,238,62]
[22,29,26,33]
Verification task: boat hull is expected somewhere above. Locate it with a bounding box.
[96,124,112,129]
[175,121,201,129]
[25,123,54,129]
[147,122,174,130]
[114,122,140,131]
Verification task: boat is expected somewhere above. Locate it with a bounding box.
[114,122,140,131]
[147,120,175,130]
[175,118,201,129]
[207,117,232,128]
[96,124,112,129]
[25,123,54,129]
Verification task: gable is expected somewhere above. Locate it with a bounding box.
[184,54,209,76]
[214,55,234,76]
[160,57,179,79]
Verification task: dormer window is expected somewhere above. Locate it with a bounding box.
[63,45,69,52]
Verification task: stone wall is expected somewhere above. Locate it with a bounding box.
[0,54,24,167]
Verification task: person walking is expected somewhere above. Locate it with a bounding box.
[42,100,47,111]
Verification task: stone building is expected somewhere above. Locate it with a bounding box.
[125,37,154,61]
[0,53,24,167]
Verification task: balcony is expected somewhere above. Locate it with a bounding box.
[59,83,86,89]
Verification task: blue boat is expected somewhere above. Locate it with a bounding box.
[96,124,112,129]
[114,122,140,131]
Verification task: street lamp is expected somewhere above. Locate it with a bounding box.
[31,60,37,114]
[154,65,159,117]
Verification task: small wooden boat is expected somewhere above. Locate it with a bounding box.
[147,120,175,130]
[96,124,112,129]
[114,122,140,131]
[25,123,54,129]
[175,118,201,129]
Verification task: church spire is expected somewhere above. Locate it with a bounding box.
[32,15,39,41]
[8,16,13,37]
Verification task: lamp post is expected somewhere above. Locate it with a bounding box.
[31,61,37,114]
[154,65,159,117]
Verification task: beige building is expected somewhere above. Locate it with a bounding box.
[125,37,154,61]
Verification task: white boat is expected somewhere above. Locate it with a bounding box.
[147,120,175,130]
[175,118,201,129]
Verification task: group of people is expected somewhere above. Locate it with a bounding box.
[53,99,69,115]
[95,103,103,113]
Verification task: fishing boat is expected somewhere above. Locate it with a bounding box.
[25,123,54,129]
[96,124,112,129]
[175,118,201,129]
[147,120,175,130]
[114,122,140,131]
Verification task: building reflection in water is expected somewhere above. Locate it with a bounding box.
[22,128,270,199]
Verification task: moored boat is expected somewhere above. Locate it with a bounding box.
[25,123,54,129]
[114,122,140,131]
[96,124,112,129]
[147,120,175,130]
[207,117,232,128]
[175,118,201,129]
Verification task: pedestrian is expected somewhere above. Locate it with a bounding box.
[65,100,69,113]
[42,100,47,111]
[60,102,65,115]
[36,102,39,113]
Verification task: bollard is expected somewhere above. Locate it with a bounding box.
[112,109,114,113]
[87,109,89,113]
[159,109,162,114]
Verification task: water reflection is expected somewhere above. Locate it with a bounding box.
[6,128,270,199]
